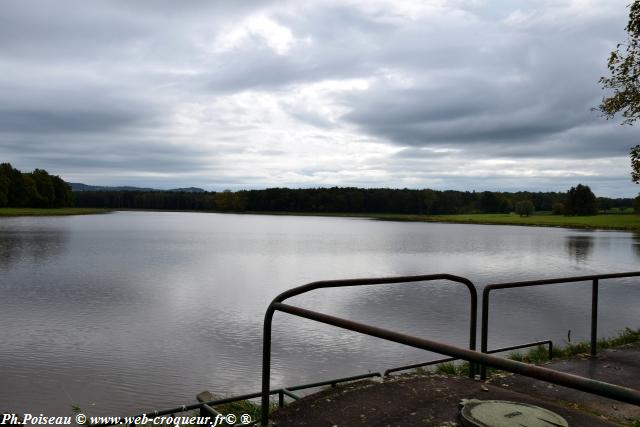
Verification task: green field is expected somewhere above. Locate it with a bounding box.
[1,208,638,231]
[0,207,111,217]
[234,210,640,231]
[368,212,640,231]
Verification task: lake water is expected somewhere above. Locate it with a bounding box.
[0,211,638,416]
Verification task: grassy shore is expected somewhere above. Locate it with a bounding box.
[429,327,640,377]
[402,212,640,231]
[0,207,111,217]
[509,327,640,363]
[4,207,637,231]
[244,210,640,231]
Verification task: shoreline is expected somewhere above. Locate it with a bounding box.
[0,208,112,217]
[371,213,640,232]
[2,207,639,232]
[166,209,640,232]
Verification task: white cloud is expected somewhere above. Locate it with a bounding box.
[212,14,305,55]
[0,0,637,196]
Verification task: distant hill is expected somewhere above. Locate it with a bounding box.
[170,187,207,193]
[69,183,205,193]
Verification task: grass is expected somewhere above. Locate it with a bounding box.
[509,327,640,364]
[422,328,640,377]
[430,361,471,377]
[230,210,640,231]
[211,398,270,424]
[33,207,638,231]
[432,361,474,377]
[375,212,640,231]
[0,207,110,217]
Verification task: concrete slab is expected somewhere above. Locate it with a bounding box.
[492,343,640,423]
[270,344,640,426]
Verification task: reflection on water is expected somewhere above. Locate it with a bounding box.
[633,233,640,257]
[565,234,594,263]
[0,212,639,417]
[0,229,68,269]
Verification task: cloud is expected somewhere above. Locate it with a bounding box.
[213,14,303,55]
[0,0,637,196]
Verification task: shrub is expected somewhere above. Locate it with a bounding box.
[514,200,534,217]
[552,202,565,215]
[565,184,597,215]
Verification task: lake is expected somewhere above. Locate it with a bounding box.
[0,211,638,416]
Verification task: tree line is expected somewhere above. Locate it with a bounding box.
[73,185,633,215]
[0,163,73,208]
[0,161,630,215]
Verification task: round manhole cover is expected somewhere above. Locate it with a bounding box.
[459,399,569,427]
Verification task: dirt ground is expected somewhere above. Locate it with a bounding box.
[269,344,640,426]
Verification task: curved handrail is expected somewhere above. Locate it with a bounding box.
[261,273,478,425]
[480,271,640,379]
[270,273,476,304]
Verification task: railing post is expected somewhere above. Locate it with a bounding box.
[591,279,599,357]
[261,306,275,426]
[480,288,490,380]
[467,280,478,379]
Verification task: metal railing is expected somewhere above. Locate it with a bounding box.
[480,271,640,379]
[261,274,479,424]
[260,272,640,425]
[262,301,640,425]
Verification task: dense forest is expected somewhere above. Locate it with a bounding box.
[0,163,73,208]
[1,161,632,214]
[73,186,633,215]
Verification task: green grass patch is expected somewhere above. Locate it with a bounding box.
[421,328,640,377]
[212,398,269,423]
[235,211,640,231]
[405,213,640,231]
[602,207,635,214]
[509,327,640,364]
[71,209,640,231]
[429,361,471,377]
[508,344,552,364]
[0,207,111,217]
[433,362,459,375]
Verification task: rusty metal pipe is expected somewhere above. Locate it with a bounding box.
[273,302,640,407]
[480,271,640,379]
[261,274,479,425]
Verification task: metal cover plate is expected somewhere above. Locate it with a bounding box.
[459,399,569,427]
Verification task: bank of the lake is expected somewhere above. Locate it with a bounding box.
[234,210,640,232]
[8,206,636,231]
[0,207,111,216]
[375,212,640,231]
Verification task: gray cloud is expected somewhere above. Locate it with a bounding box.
[0,0,637,196]
[0,109,141,134]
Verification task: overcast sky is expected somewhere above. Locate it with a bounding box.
[1,0,638,196]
